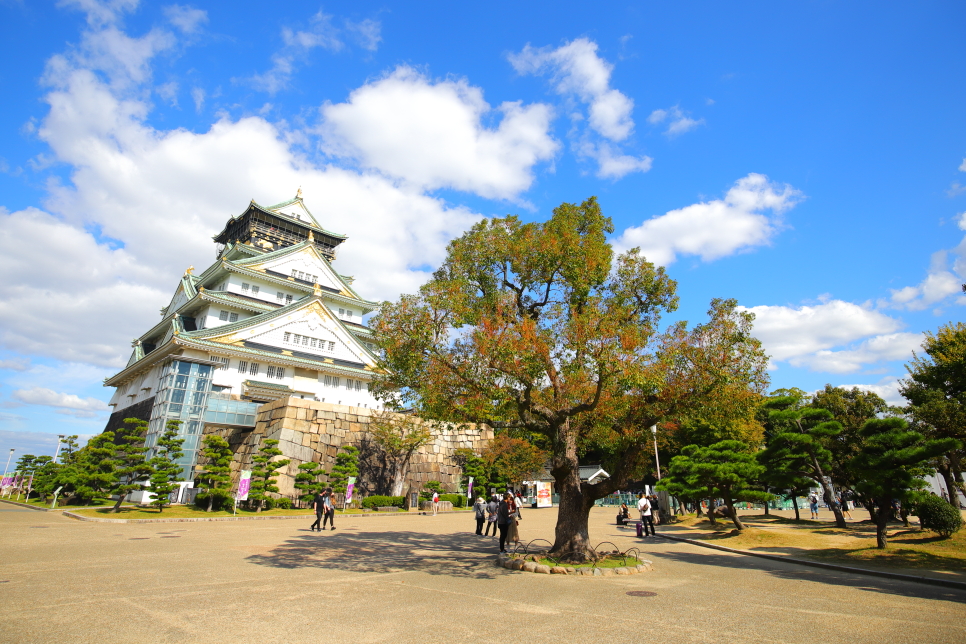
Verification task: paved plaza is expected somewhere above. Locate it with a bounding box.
[1,503,964,644]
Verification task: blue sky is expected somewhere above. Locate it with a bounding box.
[1,1,964,458]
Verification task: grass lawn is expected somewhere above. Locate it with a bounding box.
[667,512,966,576]
[71,505,317,519]
[5,496,117,509]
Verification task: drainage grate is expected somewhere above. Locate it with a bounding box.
[626,591,657,597]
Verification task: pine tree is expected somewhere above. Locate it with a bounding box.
[850,417,960,548]
[248,439,290,512]
[108,418,154,513]
[148,420,185,512]
[328,445,359,497]
[198,435,233,512]
[293,461,324,506]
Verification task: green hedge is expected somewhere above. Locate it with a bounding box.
[439,494,466,508]
[361,495,405,509]
[194,491,232,512]
[916,495,963,537]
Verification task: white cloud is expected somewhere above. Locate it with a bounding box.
[250,12,383,94]
[163,5,208,34]
[156,80,178,106]
[613,173,802,265]
[12,387,108,412]
[960,158,966,172]
[509,37,649,179]
[320,66,558,199]
[59,0,138,27]
[0,359,30,372]
[886,240,966,311]
[836,376,905,406]
[190,86,204,112]
[739,300,903,366]
[790,332,923,373]
[345,18,381,52]
[647,105,704,137]
[0,19,489,370]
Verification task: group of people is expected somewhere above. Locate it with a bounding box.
[473,492,523,553]
[615,494,663,537]
[310,487,337,531]
[807,491,855,520]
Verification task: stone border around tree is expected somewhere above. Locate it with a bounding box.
[60,508,467,524]
[495,553,653,576]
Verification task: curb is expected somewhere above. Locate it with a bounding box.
[61,508,471,524]
[0,498,125,513]
[495,553,653,577]
[655,532,966,592]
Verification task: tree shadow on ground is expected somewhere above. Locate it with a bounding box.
[649,541,966,605]
[244,529,506,579]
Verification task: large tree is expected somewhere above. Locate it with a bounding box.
[900,322,966,502]
[248,439,290,512]
[148,420,185,512]
[107,418,154,512]
[366,410,434,496]
[482,434,546,491]
[850,417,960,548]
[657,440,773,531]
[372,198,769,561]
[198,435,233,512]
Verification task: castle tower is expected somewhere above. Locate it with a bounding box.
[103,193,382,480]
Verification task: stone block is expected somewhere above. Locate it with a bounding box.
[534,565,551,574]
[522,562,537,573]
[614,567,629,575]
[510,559,525,571]
[550,566,567,574]
[599,568,614,576]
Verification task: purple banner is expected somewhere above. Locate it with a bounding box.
[236,470,252,501]
[345,477,356,504]
[0,477,13,487]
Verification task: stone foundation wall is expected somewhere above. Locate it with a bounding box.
[208,398,492,498]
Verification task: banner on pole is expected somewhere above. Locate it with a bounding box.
[0,476,13,487]
[236,470,252,501]
[345,477,357,504]
[467,476,474,500]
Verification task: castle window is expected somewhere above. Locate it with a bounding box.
[251,285,260,295]
[219,310,229,321]
[302,336,309,346]
[298,271,305,280]
[237,361,248,374]
[209,356,229,369]
[275,367,285,379]
[338,308,344,316]
[310,338,317,348]
[293,334,301,344]
[241,283,250,293]
[277,291,284,302]
[290,269,297,278]
[328,341,335,351]
[283,332,291,342]
[346,310,353,319]
[248,363,259,376]
[229,312,239,323]
[286,295,293,304]
[266,365,276,378]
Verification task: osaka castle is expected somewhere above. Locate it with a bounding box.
[103,192,383,478]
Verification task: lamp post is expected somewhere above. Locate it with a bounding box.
[53,435,65,464]
[651,425,661,480]
[2,448,14,485]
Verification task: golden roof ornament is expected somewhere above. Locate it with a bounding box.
[184,265,194,275]
[296,187,303,198]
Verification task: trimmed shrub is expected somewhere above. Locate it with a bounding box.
[361,495,405,509]
[440,494,466,508]
[916,495,963,537]
[276,497,293,510]
[194,490,232,512]
[261,497,276,511]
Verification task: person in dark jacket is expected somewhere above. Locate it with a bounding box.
[496,493,513,553]
[484,495,499,536]
[473,497,487,535]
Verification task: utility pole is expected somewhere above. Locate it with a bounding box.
[651,425,661,480]
[2,448,14,492]
[53,435,65,464]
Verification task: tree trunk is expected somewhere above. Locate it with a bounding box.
[937,460,957,505]
[809,452,846,528]
[725,494,744,531]
[791,495,800,521]
[206,491,214,513]
[706,498,718,525]
[111,494,125,513]
[389,462,406,497]
[549,425,597,562]
[874,497,890,548]
[763,486,770,516]
[695,502,704,517]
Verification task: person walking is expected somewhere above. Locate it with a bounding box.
[650,495,662,525]
[838,491,854,520]
[310,489,325,532]
[637,493,654,537]
[432,490,440,516]
[473,496,487,535]
[484,494,499,536]
[808,492,820,520]
[507,494,522,547]
[322,487,336,530]
[496,493,513,553]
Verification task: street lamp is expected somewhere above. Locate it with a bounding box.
[2,448,14,483]
[651,425,661,480]
[53,435,65,464]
